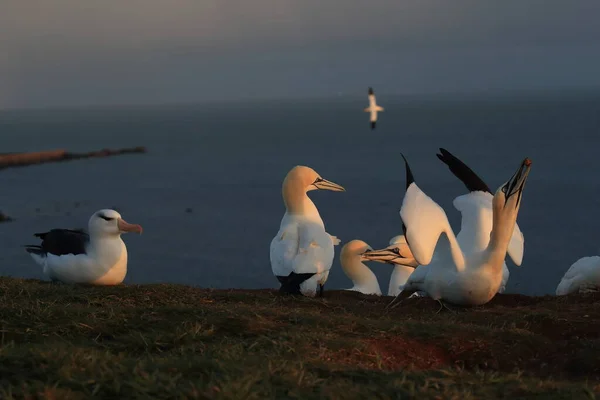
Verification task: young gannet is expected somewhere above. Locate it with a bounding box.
[435,148,526,293]
[364,87,384,130]
[341,238,417,296]
[388,155,531,307]
[270,166,345,297]
[24,209,143,285]
[556,257,600,295]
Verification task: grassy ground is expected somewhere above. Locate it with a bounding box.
[0,278,599,399]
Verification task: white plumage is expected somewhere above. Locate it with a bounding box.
[25,209,143,285]
[394,155,532,306]
[363,87,384,129]
[556,256,600,295]
[340,237,418,296]
[270,166,344,296]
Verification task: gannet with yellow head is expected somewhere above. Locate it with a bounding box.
[340,238,418,296]
[270,165,345,297]
[365,155,531,307]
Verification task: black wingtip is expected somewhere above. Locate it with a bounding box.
[368,87,374,94]
[401,153,415,190]
[435,148,492,194]
[277,272,316,295]
[24,245,45,255]
[371,121,376,130]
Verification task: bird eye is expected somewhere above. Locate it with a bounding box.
[502,186,507,194]
[98,214,114,221]
[392,248,400,254]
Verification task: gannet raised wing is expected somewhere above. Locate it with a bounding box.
[270,166,345,297]
[388,155,531,306]
[363,87,384,130]
[24,209,143,285]
[436,148,526,293]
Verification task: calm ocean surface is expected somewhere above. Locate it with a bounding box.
[1,92,599,296]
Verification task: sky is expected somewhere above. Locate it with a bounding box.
[1,0,600,109]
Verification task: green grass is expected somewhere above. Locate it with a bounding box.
[0,277,599,399]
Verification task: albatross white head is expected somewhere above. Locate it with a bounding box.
[282,166,345,216]
[88,209,143,238]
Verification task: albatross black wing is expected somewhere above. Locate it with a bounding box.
[25,229,90,256]
[436,148,492,194]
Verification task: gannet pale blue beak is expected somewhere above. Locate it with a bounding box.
[361,247,415,266]
[501,158,532,207]
[312,177,345,192]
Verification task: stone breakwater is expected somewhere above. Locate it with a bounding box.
[0,146,147,170]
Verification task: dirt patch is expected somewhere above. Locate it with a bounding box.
[316,336,452,371]
[365,336,452,370]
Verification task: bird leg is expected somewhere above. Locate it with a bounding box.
[318,283,324,297]
[435,299,457,314]
[386,293,403,310]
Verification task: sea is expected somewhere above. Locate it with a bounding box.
[1,91,600,296]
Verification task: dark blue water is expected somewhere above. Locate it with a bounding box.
[1,92,600,296]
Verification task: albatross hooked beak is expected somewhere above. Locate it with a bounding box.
[117,218,143,234]
[361,247,417,266]
[312,177,345,192]
[501,158,532,207]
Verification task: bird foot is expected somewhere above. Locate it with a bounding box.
[435,300,457,314]
[386,294,403,309]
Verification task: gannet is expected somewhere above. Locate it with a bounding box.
[435,148,525,293]
[365,150,526,296]
[385,235,420,296]
[387,155,531,307]
[270,166,345,297]
[556,257,600,295]
[364,87,384,130]
[24,209,143,285]
[340,238,417,296]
